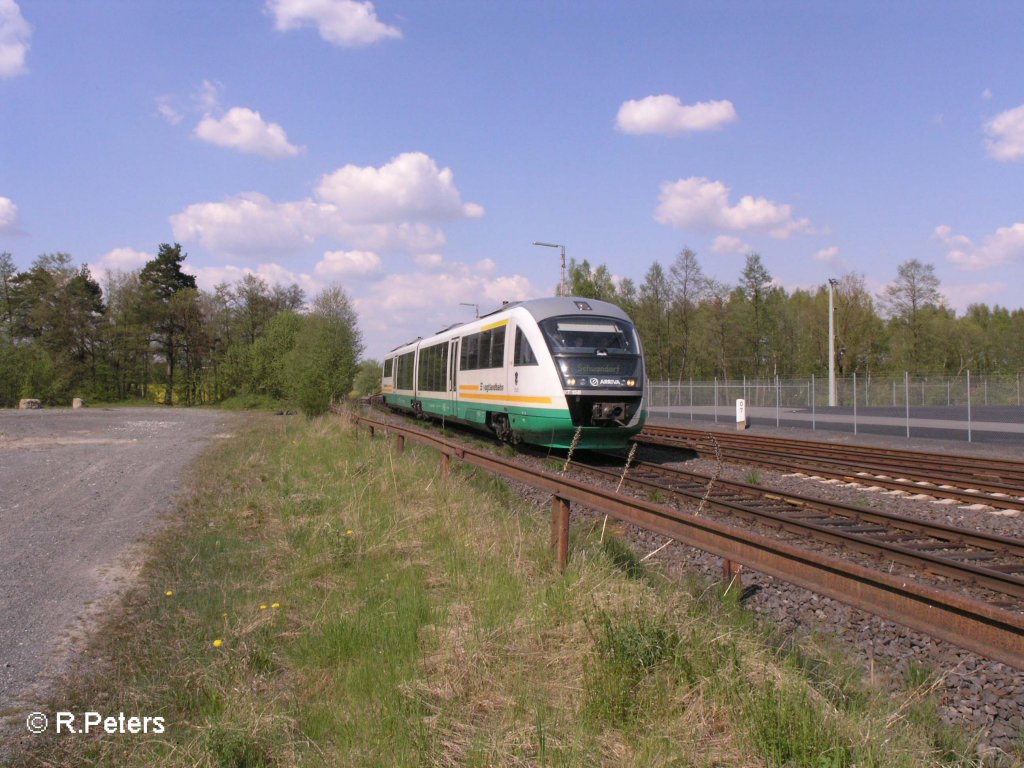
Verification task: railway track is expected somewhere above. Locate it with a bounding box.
[349,409,1024,669]
[639,424,1024,513]
[576,457,1024,603]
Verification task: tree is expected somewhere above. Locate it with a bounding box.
[282,286,363,416]
[351,359,383,397]
[140,243,198,404]
[635,262,674,379]
[879,260,944,370]
[565,258,618,301]
[738,254,774,376]
[668,247,706,378]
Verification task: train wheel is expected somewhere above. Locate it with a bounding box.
[491,413,513,442]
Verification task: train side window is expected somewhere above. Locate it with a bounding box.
[460,333,480,371]
[514,327,537,366]
[395,351,415,390]
[489,326,506,368]
[418,343,447,391]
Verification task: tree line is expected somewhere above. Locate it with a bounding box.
[0,245,364,414]
[565,250,1024,381]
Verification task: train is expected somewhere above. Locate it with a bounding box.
[381,296,647,449]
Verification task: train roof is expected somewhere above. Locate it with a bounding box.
[388,296,634,352]
[486,296,633,323]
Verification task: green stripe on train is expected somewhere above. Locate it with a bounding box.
[382,393,645,449]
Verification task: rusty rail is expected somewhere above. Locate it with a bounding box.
[350,412,1024,669]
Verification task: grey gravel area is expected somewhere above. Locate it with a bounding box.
[0,407,237,758]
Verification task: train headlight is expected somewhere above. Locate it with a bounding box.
[566,377,577,386]
[627,378,636,388]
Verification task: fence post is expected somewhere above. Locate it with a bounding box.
[776,375,780,428]
[551,496,570,572]
[714,378,719,423]
[967,370,972,443]
[853,372,858,435]
[690,377,694,421]
[905,371,910,439]
[811,373,816,431]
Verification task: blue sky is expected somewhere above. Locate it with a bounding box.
[2,1,1023,359]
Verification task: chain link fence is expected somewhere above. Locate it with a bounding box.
[647,373,1024,442]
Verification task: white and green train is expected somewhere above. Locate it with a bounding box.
[381,296,647,449]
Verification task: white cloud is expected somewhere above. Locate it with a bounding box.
[655,177,813,238]
[942,281,1009,313]
[171,153,481,258]
[814,246,840,263]
[189,261,323,299]
[195,107,302,158]
[266,0,401,46]
[171,193,319,256]
[86,248,152,288]
[935,222,1024,270]
[414,253,444,268]
[981,88,993,101]
[196,80,222,111]
[156,97,184,125]
[314,249,382,277]
[984,104,1024,162]
[353,261,534,356]
[0,195,19,232]
[316,152,484,223]
[0,0,31,79]
[710,235,752,255]
[94,247,151,270]
[616,95,737,136]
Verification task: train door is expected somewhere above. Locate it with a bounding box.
[447,337,460,412]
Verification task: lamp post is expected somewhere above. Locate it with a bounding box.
[533,241,567,296]
[459,302,479,318]
[828,278,838,407]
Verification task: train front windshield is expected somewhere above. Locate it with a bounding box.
[539,316,643,386]
[539,317,639,354]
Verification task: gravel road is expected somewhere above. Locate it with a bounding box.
[0,406,236,752]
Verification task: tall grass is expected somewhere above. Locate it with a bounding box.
[9,414,1013,767]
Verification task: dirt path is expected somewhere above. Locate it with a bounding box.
[0,407,237,753]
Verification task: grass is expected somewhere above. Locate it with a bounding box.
[743,468,764,485]
[8,414,1019,767]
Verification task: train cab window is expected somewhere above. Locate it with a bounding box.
[539,317,638,354]
[383,358,393,377]
[514,327,538,366]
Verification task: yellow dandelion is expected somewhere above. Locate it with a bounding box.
[213,639,223,648]
[260,604,268,610]
[165,590,174,597]
[345,529,354,536]
[271,602,280,609]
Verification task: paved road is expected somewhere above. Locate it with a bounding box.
[650,405,1024,445]
[0,407,235,753]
